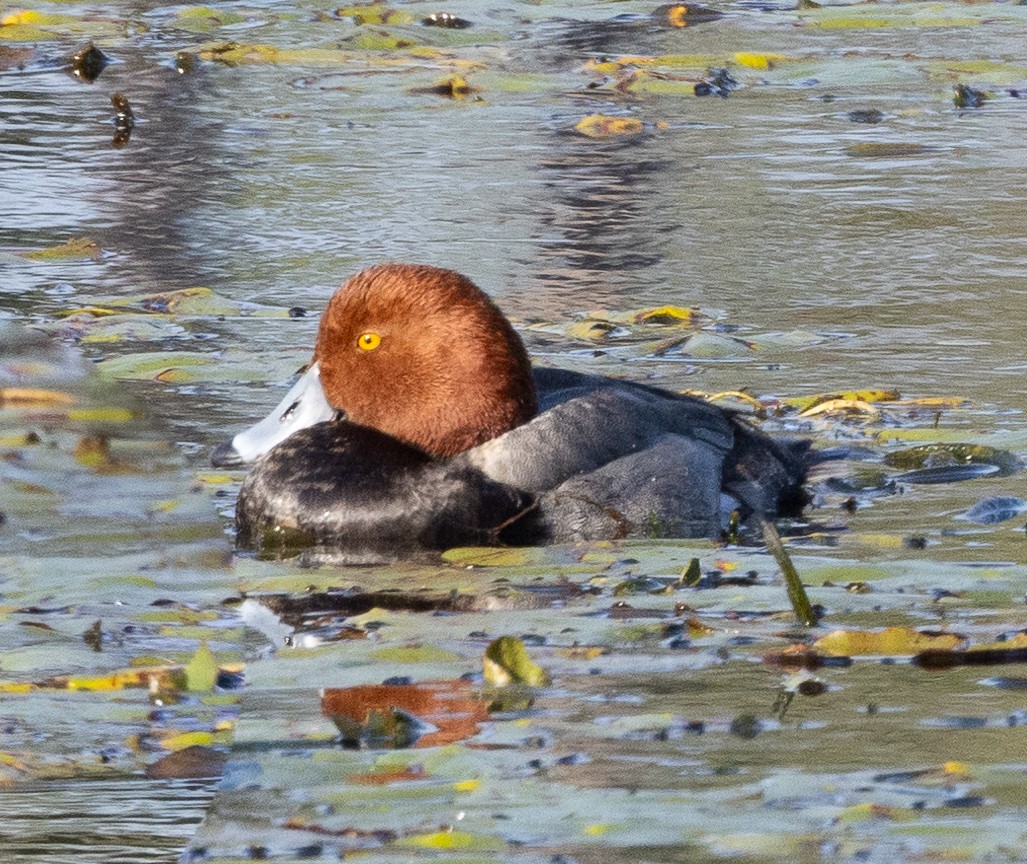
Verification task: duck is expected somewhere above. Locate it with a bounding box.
[211,264,813,561]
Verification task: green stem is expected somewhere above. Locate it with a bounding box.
[760,518,819,627]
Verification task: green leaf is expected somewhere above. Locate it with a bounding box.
[183,642,218,692]
[483,636,550,687]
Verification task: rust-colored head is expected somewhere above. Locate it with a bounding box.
[314,264,538,458]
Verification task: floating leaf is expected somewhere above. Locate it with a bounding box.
[322,680,487,748]
[21,237,101,261]
[408,74,479,98]
[0,387,76,407]
[633,305,698,326]
[733,51,789,70]
[441,547,530,567]
[895,464,998,484]
[574,114,645,139]
[960,496,1027,525]
[483,636,550,687]
[371,644,463,664]
[885,443,1020,477]
[39,665,186,692]
[334,3,412,25]
[96,351,216,381]
[657,331,755,359]
[2,10,49,26]
[66,407,137,423]
[183,642,218,692]
[160,730,216,751]
[800,398,880,418]
[786,389,900,411]
[395,830,505,851]
[814,627,964,657]
[566,319,622,342]
[145,745,226,779]
[173,6,250,32]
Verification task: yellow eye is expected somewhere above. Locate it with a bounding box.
[357,331,381,351]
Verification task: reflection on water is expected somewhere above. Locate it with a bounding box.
[530,147,674,299]
[0,778,215,863]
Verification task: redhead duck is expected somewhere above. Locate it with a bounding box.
[212,264,812,560]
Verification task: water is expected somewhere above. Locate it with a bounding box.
[0,778,215,863]
[3,0,1027,860]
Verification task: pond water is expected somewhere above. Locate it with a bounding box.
[3,0,1027,860]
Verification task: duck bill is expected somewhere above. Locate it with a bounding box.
[216,362,335,465]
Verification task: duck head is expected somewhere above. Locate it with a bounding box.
[213,263,538,465]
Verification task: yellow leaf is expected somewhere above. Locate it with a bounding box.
[813,627,964,657]
[733,51,789,70]
[786,389,899,412]
[894,396,970,408]
[161,731,215,751]
[21,237,101,260]
[55,306,120,319]
[574,114,645,139]
[0,387,76,407]
[67,408,136,427]
[970,631,1027,651]
[1,10,44,25]
[837,802,920,823]
[567,319,619,342]
[396,830,504,851]
[702,390,766,413]
[633,305,697,325]
[409,74,479,98]
[58,666,184,691]
[195,472,235,484]
[800,398,880,418]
